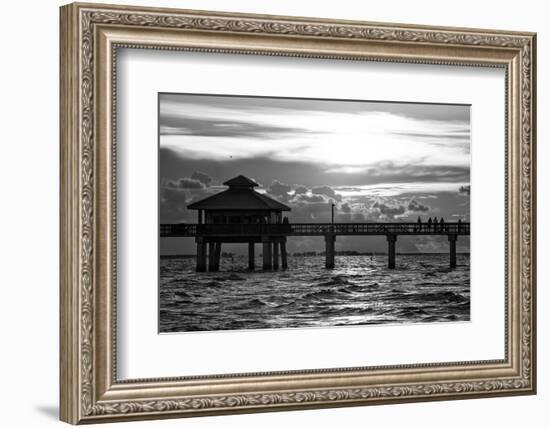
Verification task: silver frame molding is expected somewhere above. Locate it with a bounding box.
[60,2,536,424]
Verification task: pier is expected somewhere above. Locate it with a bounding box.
[160,221,470,271]
[163,175,469,271]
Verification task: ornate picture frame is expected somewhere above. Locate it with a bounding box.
[60,2,536,424]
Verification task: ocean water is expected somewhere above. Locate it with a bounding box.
[159,254,470,333]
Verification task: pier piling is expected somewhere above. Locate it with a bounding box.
[212,242,221,271]
[262,239,273,270]
[273,241,279,270]
[449,234,457,269]
[325,233,335,269]
[248,242,255,271]
[196,237,207,272]
[387,234,397,269]
[208,242,216,271]
[281,241,288,269]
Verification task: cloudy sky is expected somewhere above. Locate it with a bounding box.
[159,93,470,255]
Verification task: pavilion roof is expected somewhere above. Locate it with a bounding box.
[187,175,290,211]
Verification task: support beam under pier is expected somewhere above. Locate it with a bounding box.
[281,241,288,270]
[325,233,335,269]
[262,239,272,270]
[273,241,279,270]
[248,242,255,271]
[208,242,216,271]
[212,242,221,271]
[387,234,397,269]
[196,237,207,272]
[449,234,457,269]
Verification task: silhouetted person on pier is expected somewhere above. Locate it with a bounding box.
[433,216,439,231]
[428,217,433,230]
[458,218,462,232]
[417,216,422,232]
[440,217,445,232]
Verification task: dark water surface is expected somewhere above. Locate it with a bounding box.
[159,254,470,333]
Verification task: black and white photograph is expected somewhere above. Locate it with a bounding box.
[159,93,471,333]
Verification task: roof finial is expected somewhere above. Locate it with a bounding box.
[223,175,259,188]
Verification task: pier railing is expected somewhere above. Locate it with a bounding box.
[289,222,468,235]
[160,222,469,237]
[160,223,197,237]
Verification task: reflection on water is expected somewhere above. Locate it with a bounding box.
[159,254,470,333]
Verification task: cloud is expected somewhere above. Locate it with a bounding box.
[160,93,470,122]
[160,187,188,223]
[372,201,406,218]
[335,200,384,223]
[370,197,431,220]
[340,202,351,213]
[407,199,430,212]
[312,185,342,202]
[289,201,332,222]
[391,129,470,141]
[286,191,335,222]
[336,211,376,223]
[352,212,366,222]
[191,171,212,187]
[268,180,292,201]
[160,114,311,139]
[368,162,469,181]
[294,194,326,203]
[459,185,471,195]
[294,185,308,195]
[160,173,220,222]
[166,177,205,189]
[324,161,470,187]
[391,129,470,154]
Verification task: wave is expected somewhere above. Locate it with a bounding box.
[336,306,375,316]
[423,290,469,303]
[394,307,430,317]
[211,274,247,282]
[316,275,354,287]
[204,280,224,288]
[234,298,269,310]
[300,284,378,302]
[385,290,468,304]
[303,289,342,300]
[173,290,192,298]
[348,283,379,292]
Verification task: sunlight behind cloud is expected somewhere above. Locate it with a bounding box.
[161,105,470,170]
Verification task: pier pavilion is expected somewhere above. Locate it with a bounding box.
[187,175,291,272]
